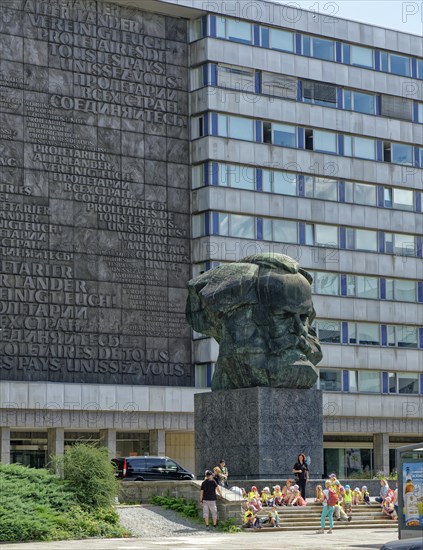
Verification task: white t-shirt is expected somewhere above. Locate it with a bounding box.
[322,489,330,507]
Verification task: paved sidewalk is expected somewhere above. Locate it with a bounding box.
[0,527,398,549]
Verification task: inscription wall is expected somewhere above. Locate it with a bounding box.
[0,0,192,385]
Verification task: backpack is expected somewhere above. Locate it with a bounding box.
[327,488,338,506]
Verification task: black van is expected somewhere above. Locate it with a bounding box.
[112,456,195,481]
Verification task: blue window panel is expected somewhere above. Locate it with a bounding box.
[298,174,305,196]
[209,15,216,37]
[342,322,348,344]
[210,112,217,136]
[257,218,263,240]
[211,162,219,185]
[342,43,350,64]
[419,328,423,349]
[212,212,219,235]
[420,374,423,394]
[256,168,263,192]
[380,278,386,299]
[210,64,217,86]
[374,50,381,71]
[202,64,209,86]
[295,33,302,54]
[382,372,388,393]
[339,227,346,249]
[206,363,213,387]
[411,58,417,79]
[336,88,343,109]
[204,113,210,136]
[202,15,208,37]
[417,236,422,258]
[414,146,420,167]
[261,27,269,48]
[381,325,388,346]
[204,212,210,236]
[340,274,347,296]
[342,370,349,392]
[298,222,305,245]
[378,232,385,253]
[375,95,381,115]
[297,127,304,149]
[418,281,423,303]
[376,141,383,161]
[337,134,344,156]
[413,102,420,123]
[297,80,303,102]
[205,261,211,271]
[255,71,261,94]
[301,35,309,56]
[416,191,421,212]
[253,24,260,46]
[335,42,342,62]
[204,161,210,185]
[255,120,262,142]
[377,186,384,207]
[339,180,345,202]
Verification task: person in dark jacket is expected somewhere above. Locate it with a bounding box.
[292,453,309,500]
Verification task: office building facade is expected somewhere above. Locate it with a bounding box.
[0,0,422,477]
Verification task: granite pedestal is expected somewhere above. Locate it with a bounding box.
[194,387,323,480]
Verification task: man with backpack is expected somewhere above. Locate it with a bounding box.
[316,479,337,534]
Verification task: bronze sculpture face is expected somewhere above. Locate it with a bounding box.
[186,253,322,390]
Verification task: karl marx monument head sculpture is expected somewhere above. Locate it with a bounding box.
[186,253,322,391]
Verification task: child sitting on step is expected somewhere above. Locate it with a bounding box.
[382,497,397,520]
[268,506,280,527]
[273,485,284,506]
[343,485,353,518]
[243,508,261,529]
[361,485,371,505]
[261,487,273,507]
[290,484,307,506]
[315,484,325,504]
[352,487,362,505]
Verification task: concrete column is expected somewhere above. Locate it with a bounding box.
[99,429,117,458]
[149,429,166,456]
[47,428,64,470]
[373,433,390,475]
[0,428,11,464]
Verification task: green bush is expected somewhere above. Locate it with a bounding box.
[150,495,201,520]
[0,463,127,542]
[54,443,119,509]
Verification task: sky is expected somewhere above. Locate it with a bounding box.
[275,0,423,35]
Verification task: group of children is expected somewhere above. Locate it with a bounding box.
[315,473,369,522]
[241,479,306,528]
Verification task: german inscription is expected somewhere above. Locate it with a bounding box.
[0,0,192,385]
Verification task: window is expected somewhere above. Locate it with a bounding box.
[388,372,397,393]
[192,214,204,238]
[358,371,381,393]
[349,371,358,392]
[190,66,204,90]
[190,18,203,41]
[392,188,413,210]
[315,320,341,343]
[315,224,338,247]
[195,364,212,387]
[385,143,414,165]
[418,103,423,124]
[344,90,375,115]
[192,115,206,138]
[398,373,419,394]
[263,219,297,243]
[381,52,410,76]
[268,27,294,52]
[303,35,335,61]
[393,279,416,302]
[264,122,297,148]
[380,95,413,121]
[230,214,255,239]
[357,323,380,345]
[217,17,252,44]
[302,80,337,107]
[350,45,373,68]
[263,170,297,195]
[262,72,297,100]
[393,233,415,256]
[217,163,255,190]
[347,275,378,299]
[319,369,342,391]
[218,114,254,141]
[305,176,338,201]
[313,271,339,295]
[344,181,376,206]
[307,130,337,154]
[395,326,418,348]
[355,229,377,251]
[305,223,314,245]
[192,164,205,189]
[419,59,423,79]
[344,136,376,160]
[216,64,255,92]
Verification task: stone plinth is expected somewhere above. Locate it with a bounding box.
[195,387,323,480]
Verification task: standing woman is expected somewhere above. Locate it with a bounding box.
[292,453,309,500]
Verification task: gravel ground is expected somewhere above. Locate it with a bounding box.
[117,505,211,538]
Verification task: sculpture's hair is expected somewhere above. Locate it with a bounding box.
[240,253,313,284]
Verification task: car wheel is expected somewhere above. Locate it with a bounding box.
[183,476,192,480]
[135,477,145,481]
